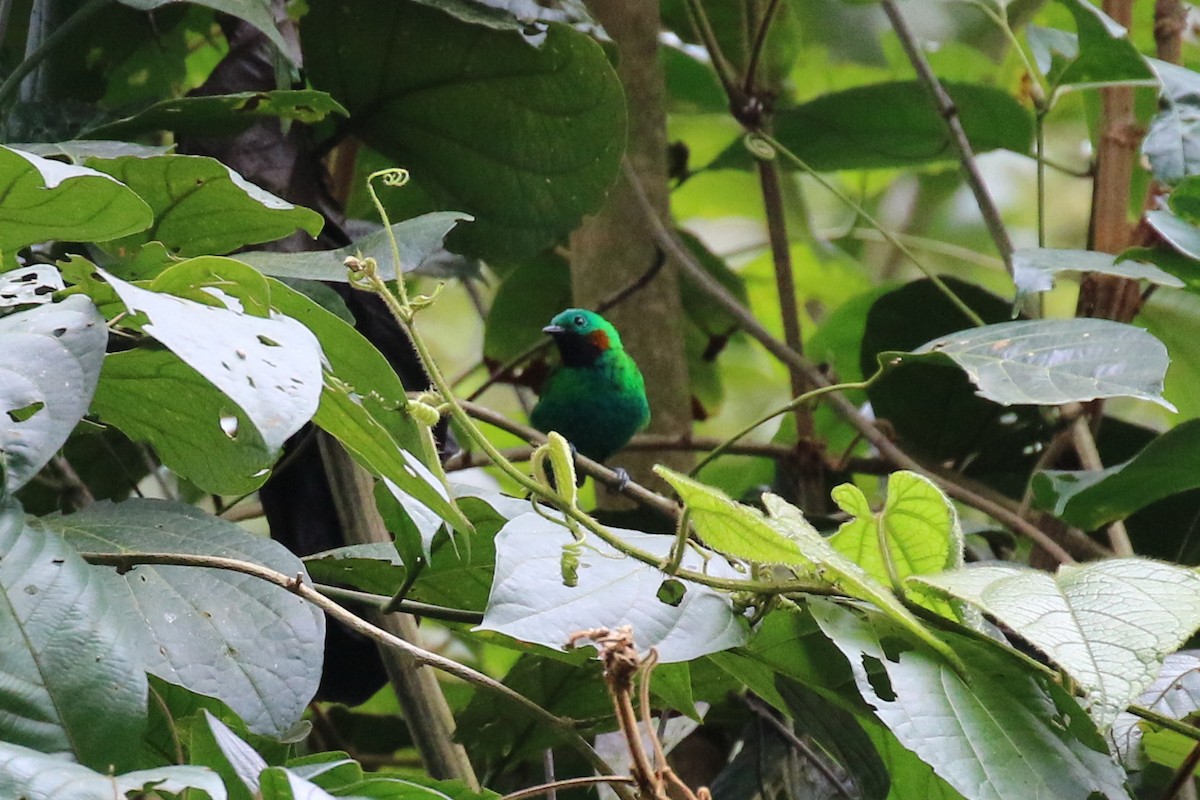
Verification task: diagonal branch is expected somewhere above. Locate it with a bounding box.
[881,0,1015,277]
[624,161,1092,564]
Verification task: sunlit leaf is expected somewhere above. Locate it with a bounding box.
[914,559,1200,728]
[0,145,151,251]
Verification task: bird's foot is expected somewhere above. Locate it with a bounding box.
[608,467,631,494]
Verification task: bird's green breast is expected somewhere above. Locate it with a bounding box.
[530,350,649,463]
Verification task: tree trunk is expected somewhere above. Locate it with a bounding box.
[571,0,693,501]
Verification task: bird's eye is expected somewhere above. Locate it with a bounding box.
[573,315,586,327]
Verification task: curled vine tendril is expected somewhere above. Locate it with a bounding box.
[743,133,776,161]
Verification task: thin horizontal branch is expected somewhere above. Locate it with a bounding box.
[456,399,680,521]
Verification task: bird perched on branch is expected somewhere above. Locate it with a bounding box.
[530,308,650,465]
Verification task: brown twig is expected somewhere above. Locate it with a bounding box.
[500,776,638,800]
[881,0,1014,276]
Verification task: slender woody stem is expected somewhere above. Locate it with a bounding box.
[881,0,1016,276]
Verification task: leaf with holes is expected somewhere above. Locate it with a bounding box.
[48,499,325,738]
[0,296,106,495]
[0,265,64,307]
[88,154,323,257]
[913,559,1200,728]
[0,145,152,252]
[0,502,147,770]
[91,347,275,494]
[811,598,1130,800]
[99,264,323,453]
[891,318,1174,409]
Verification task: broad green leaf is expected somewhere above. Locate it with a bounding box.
[482,251,571,365]
[0,296,106,494]
[85,90,348,140]
[1012,248,1183,302]
[913,559,1200,728]
[118,0,299,64]
[1034,0,1155,92]
[88,154,323,256]
[375,478,444,565]
[899,318,1174,409]
[657,467,809,563]
[0,145,151,251]
[302,2,625,259]
[0,502,146,770]
[1111,651,1200,768]
[478,512,748,662]
[1167,175,1200,229]
[49,500,325,738]
[240,212,471,282]
[91,347,275,494]
[0,742,226,800]
[1033,419,1200,529]
[710,81,1032,172]
[811,599,1131,800]
[266,276,439,466]
[333,775,499,799]
[828,471,962,612]
[1143,59,1200,185]
[656,467,960,668]
[0,264,64,307]
[100,265,324,453]
[774,679,891,800]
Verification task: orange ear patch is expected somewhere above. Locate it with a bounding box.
[588,329,611,351]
